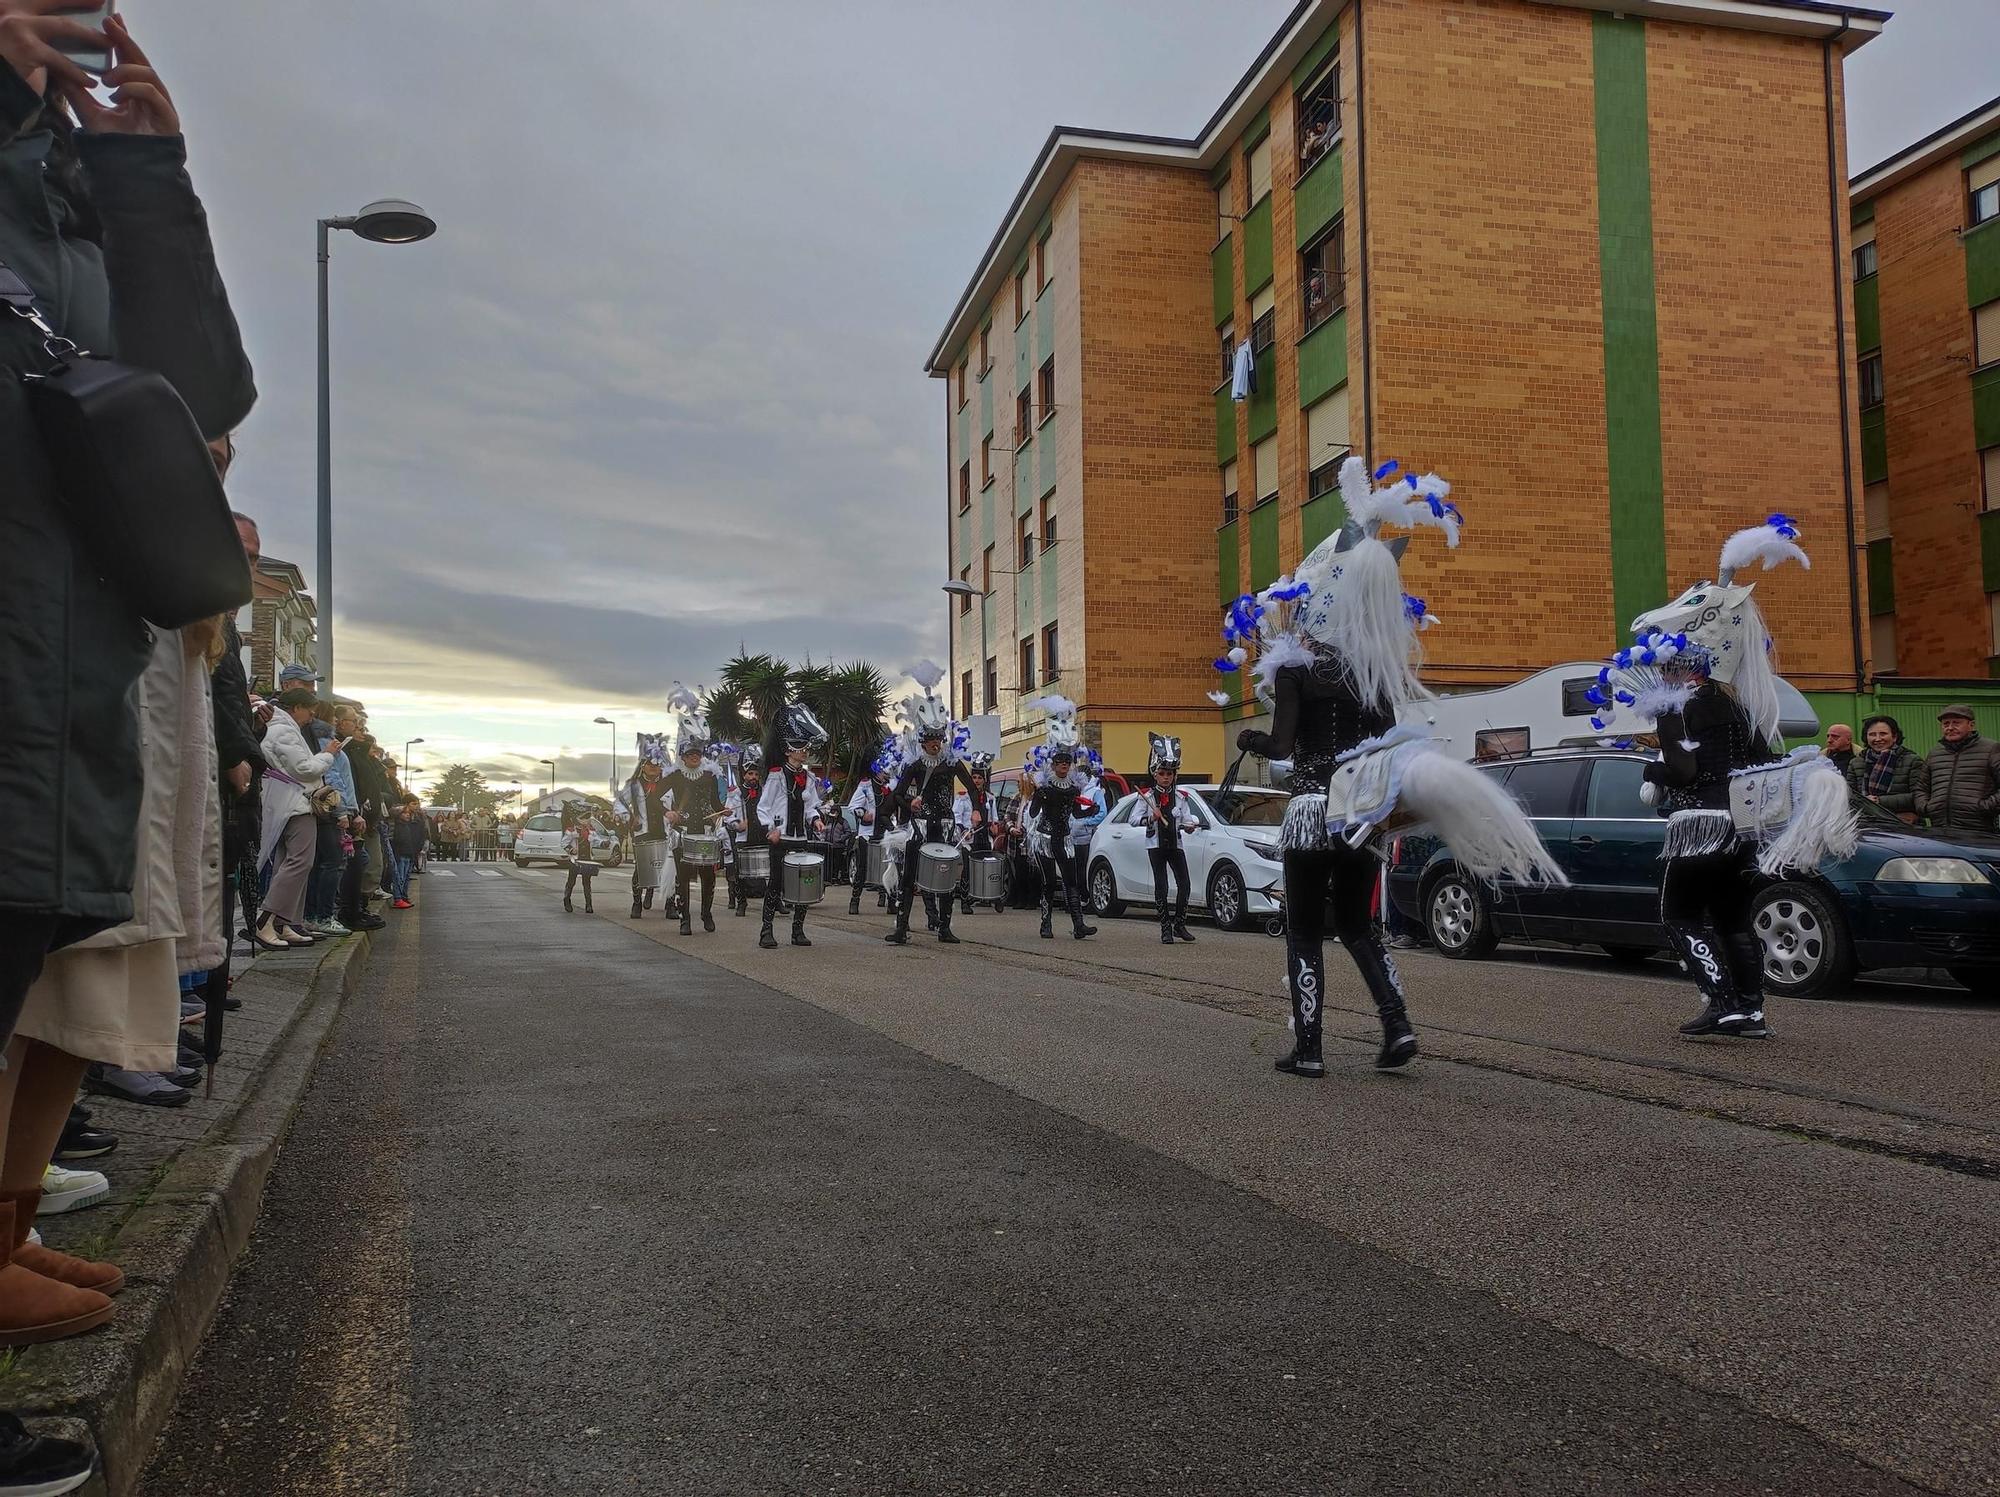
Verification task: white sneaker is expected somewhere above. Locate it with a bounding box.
[39,1164,110,1215]
[320,920,351,937]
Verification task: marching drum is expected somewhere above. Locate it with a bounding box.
[632,838,673,888]
[735,844,772,891]
[965,851,1006,904]
[863,839,888,890]
[677,832,723,867]
[916,842,964,895]
[781,852,825,906]
[570,860,602,877]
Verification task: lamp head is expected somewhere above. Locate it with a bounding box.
[350,199,437,245]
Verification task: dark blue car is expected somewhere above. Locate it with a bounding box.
[1385,747,2000,999]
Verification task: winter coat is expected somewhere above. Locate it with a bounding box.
[255,713,336,873]
[0,67,256,946]
[391,817,429,859]
[1917,733,2000,832]
[213,614,263,861]
[1844,745,1921,816]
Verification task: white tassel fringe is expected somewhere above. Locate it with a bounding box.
[1396,751,1568,885]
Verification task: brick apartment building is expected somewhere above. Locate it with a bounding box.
[245,554,318,695]
[929,0,1885,778]
[1849,94,2000,682]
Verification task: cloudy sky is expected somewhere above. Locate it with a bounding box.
[147,0,1995,800]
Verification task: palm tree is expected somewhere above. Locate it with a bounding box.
[801,661,889,789]
[702,685,753,748]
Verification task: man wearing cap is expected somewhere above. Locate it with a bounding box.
[1917,706,2000,834]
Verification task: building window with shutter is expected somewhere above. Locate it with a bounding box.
[1250,286,1276,354]
[1016,386,1033,443]
[1297,58,1340,168]
[1215,177,1232,246]
[1851,219,1877,281]
[1218,323,1235,385]
[1247,133,1272,206]
[958,463,970,513]
[1017,512,1034,568]
[1858,352,1884,408]
[1253,437,1278,506]
[956,360,967,410]
[1015,266,1029,324]
[1038,356,1056,424]
[1042,623,1060,679]
[1970,155,2000,228]
[1018,637,1036,694]
[980,434,993,488]
[1301,218,1345,333]
[957,566,973,614]
[1040,492,1057,549]
[1976,300,2000,370]
[1220,460,1239,525]
[1306,388,1351,498]
[984,657,997,712]
[961,671,974,720]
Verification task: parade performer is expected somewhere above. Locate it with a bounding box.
[1022,697,1100,941]
[1141,734,1203,945]
[953,753,1002,915]
[757,704,830,949]
[615,733,673,920]
[1225,457,1563,1077]
[885,665,978,945]
[662,699,728,936]
[723,746,767,917]
[1594,515,1856,1040]
[561,814,597,914]
[847,752,896,915]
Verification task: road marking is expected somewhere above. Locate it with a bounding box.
[476,870,502,879]
[427,870,456,878]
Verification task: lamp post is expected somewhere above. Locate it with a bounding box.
[593,716,617,793]
[539,758,557,804]
[318,198,437,700]
[403,736,424,784]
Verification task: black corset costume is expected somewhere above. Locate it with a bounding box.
[1238,644,1395,850]
[1645,681,1774,859]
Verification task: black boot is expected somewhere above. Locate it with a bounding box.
[1275,939,1326,1078]
[630,897,643,920]
[759,915,778,949]
[701,897,716,933]
[1038,886,1055,939]
[585,892,594,913]
[937,909,960,944]
[886,899,912,944]
[1343,928,1419,1070]
[1174,915,1195,943]
[791,909,811,947]
[679,909,693,935]
[1664,919,1738,1035]
[563,895,574,913]
[1722,933,1769,1037]
[1067,886,1096,940]
[1160,912,1175,945]
[643,887,655,910]
[849,888,862,915]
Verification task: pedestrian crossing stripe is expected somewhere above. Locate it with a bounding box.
[429,870,456,878]
[476,870,503,878]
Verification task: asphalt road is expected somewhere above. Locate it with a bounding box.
[140,862,1996,1495]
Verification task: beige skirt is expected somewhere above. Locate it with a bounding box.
[17,937,182,1071]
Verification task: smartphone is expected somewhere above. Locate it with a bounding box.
[52,2,116,77]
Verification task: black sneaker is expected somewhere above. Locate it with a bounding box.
[1721,1007,1769,1039]
[55,1116,117,1162]
[1274,1054,1326,1079]
[0,1412,91,1496]
[937,929,961,944]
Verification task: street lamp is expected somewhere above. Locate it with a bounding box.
[593,716,618,792]
[403,736,424,783]
[539,758,557,799]
[943,578,996,714]
[318,198,437,699]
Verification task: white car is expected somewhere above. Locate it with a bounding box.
[512,814,624,869]
[1084,786,1289,931]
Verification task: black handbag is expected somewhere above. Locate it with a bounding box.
[2,255,251,630]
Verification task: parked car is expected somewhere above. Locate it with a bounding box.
[1385,747,2000,999]
[512,813,624,869]
[1084,785,1288,931]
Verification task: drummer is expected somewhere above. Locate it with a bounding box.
[885,701,978,947]
[616,733,674,921]
[663,726,727,935]
[952,753,1000,916]
[757,705,831,949]
[846,757,895,915]
[723,747,767,919]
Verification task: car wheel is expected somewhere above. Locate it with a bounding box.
[1600,944,1656,966]
[516,856,532,868]
[1208,863,1249,932]
[1426,871,1497,959]
[1752,881,1853,999]
[606,847,624,869]
[1089,859,1126,918]
[1946,966,2000,1002]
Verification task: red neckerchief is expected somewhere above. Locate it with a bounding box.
[791,771,808,790]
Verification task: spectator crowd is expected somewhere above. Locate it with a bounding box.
[1826,707,2000,833]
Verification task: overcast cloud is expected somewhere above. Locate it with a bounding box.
[141,0,1994,797]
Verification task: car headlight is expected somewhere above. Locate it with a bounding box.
[1243,837,1280,861]
[1877,857,1992,885]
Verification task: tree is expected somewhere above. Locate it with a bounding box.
[431,764,502,813]
[709,654,888,789]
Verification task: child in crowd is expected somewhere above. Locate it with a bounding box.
[562,819,598,914]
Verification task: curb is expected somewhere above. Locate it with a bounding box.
[11,935,372,1497]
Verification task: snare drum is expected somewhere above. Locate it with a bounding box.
[781,852,825,906]
[677,832,723,867]
[965,851,1006,904]
[735,844,771,891]
[916,842,964,895]
[863,839,888,890]
[632,838,673,888]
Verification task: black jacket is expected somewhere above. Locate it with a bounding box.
[0,68,256,941]
[213,614,263,861]
[894,757,974,835]
[1238,645,1394,786]
[1643,682,1774,812]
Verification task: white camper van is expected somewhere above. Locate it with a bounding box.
[1400,663,1822,763]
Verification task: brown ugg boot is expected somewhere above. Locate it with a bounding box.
[6,1190,123,1297]
[0,1202,114,1346]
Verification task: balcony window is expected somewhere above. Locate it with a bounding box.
[958,462,970,513]
[1864,481,1890,540]
[1297,58,1340,169]
[1038,356,1056,424]
[1015,266,1029,324]
[1250,286,1276,354]
[958,566,973,614]
[1018,637,1036,694]
[1220,460,1239,525]
[961,671,974,720]
[1036,232,1051,293]
[1253,437,1278,506]
[1017,511,1034,568]
[984,657,997,712]
[1040,492,1057,549]
[1016,386,1033,444]
[982,544,994,595]
[1858,353,1884,409]
[1307,388,1351,499]
[980,433,993,488]
[1301,217,1346,334]
[1982,446,2000,512]
[1042,623,1060,679]
[1246,133,1272,206]
[1871,613,1898,675]
[978,323,992,376]
[1851,219,1877,281]
[955,360,967,410]
[1970,156,2000,228]
[1977,299,2000,369]
[1215,176,1232,246]
[1218,323,1235,385]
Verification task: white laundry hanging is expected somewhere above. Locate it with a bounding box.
[1231,339,1255,402]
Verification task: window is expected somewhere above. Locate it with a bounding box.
[1247,132,1272,205]
[979,323,991,375]
[1220,460,1239,525]
[1040,492,1057,548]
[1250,285,1276,353]
[1983,446,2000,511]
[1253,436,1278,506]
[1015,266,1029,323]
[1036,232,1051,292]
[1871,613,1898,674]
[961,671,974,720]
[984,657,997,712]
[1851,219,1877,281]
[1503,760,1584,820]
[958,462,970,513]
[1038,356,1055,424]
[1301,218,1345,333]
[1215,177,1232,245]
[1218,322,1235,385]
[1042,622,1060,678]
[1018,636,1036,694]
[982,544,994,595]
[980,433,994,488]
[1297,58,1341,167]
[1017,511,1034,568]
[527,814,562,833]
[1473,729,1531,762]
[1977,299,2000,368]
[1858,352,1884,408]
[1306,388,1351,498]
[1016,386,1033,443]
[1584,758,1651,820]
[1989,593,2000,657]
[1864,480,1891,540]
[956,360,967,409]
[957,566,972,614]
[1970,154,2000,229]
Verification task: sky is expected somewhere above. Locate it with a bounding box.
[143,0,1998,801]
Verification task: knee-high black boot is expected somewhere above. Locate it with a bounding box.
[1063,859,1095,940]
[1276,937,1326,1077]
[1723,933,1768,1037]
[759,884,781,948]
[1038,860,1055,939]
[791,905,811,947]
[1341,926,1418,1069]
[1663,917,1738,1035]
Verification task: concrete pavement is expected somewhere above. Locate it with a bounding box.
[140,863,1994,1494]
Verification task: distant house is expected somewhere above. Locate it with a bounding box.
[245,556,317,695]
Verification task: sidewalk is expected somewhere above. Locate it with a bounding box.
[0,932,372,1497]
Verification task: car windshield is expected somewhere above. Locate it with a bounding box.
[1203,790,1289,827]
[526,815,561,832]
